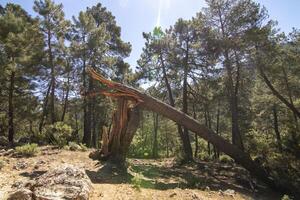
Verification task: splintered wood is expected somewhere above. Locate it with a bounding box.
[87,68,140,164]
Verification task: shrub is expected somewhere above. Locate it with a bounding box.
[281,194,293,200]
[68,142,81,151]
[79,143,88,152]
[0,159,5,169]
[131,173,143,191]
[219,155,234,164]
[16,143,39,157]
[44,122,73,147]
[64,142,88,152]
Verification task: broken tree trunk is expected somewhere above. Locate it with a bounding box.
[90,94,140,166]
[87,68,295,194]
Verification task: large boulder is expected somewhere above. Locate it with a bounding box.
[8,164,93,200]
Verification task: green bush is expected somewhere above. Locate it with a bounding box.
[64,142,88,152]
[16,143,39,157]
[131,173,143,191]
[0,158,5,169]
[281,194,293,200]
[44,122,73,147]
[79,143,88,152]
[219,155,234,164]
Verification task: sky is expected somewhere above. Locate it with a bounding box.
[1,0,300,69]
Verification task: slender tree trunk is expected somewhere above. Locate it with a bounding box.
[281,66,299,132]
[83,78,93,147]
[152,112,159,158]
[160,55,193,161]
[193,103,198,158]
[204,109,211,156]
[61,74,70,122]
[182,55,193,161]
[8,71,15,144]
[82,56,92,146]
[165,123,169,157]
[39,81,51,133]
[47,28,55,124]
[273,104,282,152]
[215,102,220,158]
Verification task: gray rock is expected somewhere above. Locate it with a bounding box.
[8,188,33,200]
[33,164,93,200]
[9,165,93,200]
[224,189,236,196]
[13,161,28,170]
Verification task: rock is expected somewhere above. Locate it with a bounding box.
[34,160,47,169]
[7,188,33,200]
[13,161,28,170]
[33,164,93,200]
[224,189,236,196]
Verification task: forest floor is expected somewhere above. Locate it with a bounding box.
[0,146,282,200]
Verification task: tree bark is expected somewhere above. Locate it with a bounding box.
[8,71,15,144]
[61,74,70,122]
[272,104,282,152]
[152,112,159,158]
[182,52,193,161]
[47,28,55,124]
[96,97,140,165]
[39,79,52,133]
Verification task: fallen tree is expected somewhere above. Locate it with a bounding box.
[87,68,297,195]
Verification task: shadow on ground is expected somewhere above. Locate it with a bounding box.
[85,159,271,198]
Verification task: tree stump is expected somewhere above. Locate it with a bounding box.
[93,97,140,166]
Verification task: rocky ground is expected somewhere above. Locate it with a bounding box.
[0,146,281,200]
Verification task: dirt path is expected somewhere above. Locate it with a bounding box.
[0,147,281,200]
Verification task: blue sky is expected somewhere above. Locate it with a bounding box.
[1,0,300,68]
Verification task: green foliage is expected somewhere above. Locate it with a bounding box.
[65,141,88,152]
[0,158,5,169]
[131,173,143,191]
[15,143,39,156]
[219,155,234,164]
[281,194,293,200]
[43,122,72,147]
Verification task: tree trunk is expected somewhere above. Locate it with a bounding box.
[273,104,282,152]
[152,112,159,158]
[161,55,193,161]
[193,103,199,158]
[47,29,55,124]
[61,72,70,122]
[97,97,140,166]
[281,66,299,132]
[39,80,52,133]
[182,58,193,161]
[82,62,92,147]
[8,71,15,144]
